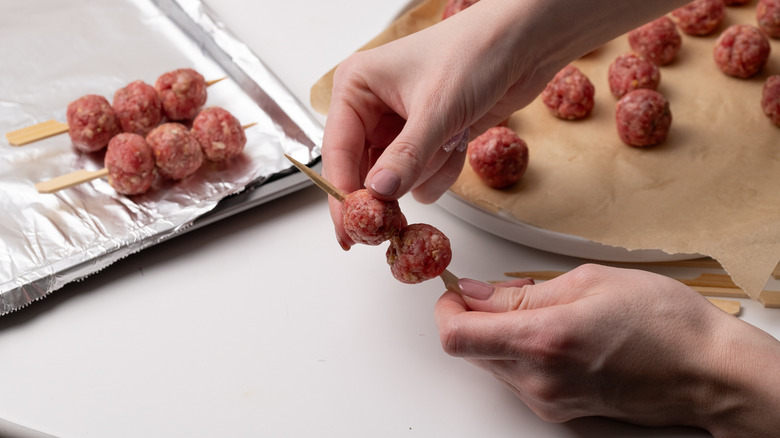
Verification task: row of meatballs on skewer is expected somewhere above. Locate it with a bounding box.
[64,68,247,195]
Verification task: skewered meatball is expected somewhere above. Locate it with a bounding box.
[66,94,121,153]
[670,0,726,36]
[191,107,247,162]
[104,133,156,195]
[761,75,780,127]
[112,80,162,136]
[628,16,682,65]
[386,223,452,284]
[713,24,771,78]
[615,89,673,147]
[607,53,661,99]
[154,68,207,121]
[145,122,203,180]
[757,0,780,38]
[468,126,529,189]
[342,189,407,246]
[541,65,595,120]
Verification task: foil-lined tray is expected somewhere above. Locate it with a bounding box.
[0,0,323,315]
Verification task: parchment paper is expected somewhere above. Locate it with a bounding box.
[311,0,780,300]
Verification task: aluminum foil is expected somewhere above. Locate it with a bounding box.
[0,0,323,315]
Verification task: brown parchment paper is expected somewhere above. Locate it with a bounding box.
[311,0,780,300]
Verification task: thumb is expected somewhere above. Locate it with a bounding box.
[458,277,541,313]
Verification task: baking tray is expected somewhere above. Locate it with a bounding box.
[0,0,323,315]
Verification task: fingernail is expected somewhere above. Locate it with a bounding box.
[458,278,495,300]
[336,233,351,251]
[370,168,401,197]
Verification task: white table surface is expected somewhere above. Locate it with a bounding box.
[1,1,778,437]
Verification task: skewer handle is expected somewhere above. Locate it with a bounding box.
[6,120,69,146]
[440,269,464,295]
[284,154,346,202]
[35,168,109,194]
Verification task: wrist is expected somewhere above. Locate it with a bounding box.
[700,316,780,437]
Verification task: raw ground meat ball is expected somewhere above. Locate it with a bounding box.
[342,189,407,246]
[468,126,529,189]
[628,16,682,65]
[112,80,162,136]
[104,133,156,195]
[386,223,452,284]
[713,24,771,78]
[66,94,121,153]
[670,0,726,36]
[146,122,203,180]
[541,65,595,120]
[615,89,673,147]
[757,0,780,38]
[191,107,247,162]
[154,68,207,121]
[607,53,661,98]
[442,0,479,19]
[762,75,780,126]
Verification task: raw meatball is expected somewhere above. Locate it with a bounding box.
[761,75,780,126]
[757,0,780,38]
[713,24,771,78]
[628,16,682,65]
[112,80,162,136]
[670,0,726,36]
[386,223,452,284]
[154,68,207,121]
[468,126,529,189]
[615,89,673,147]
[146,123,203,180]
[442,0,479,19]
[191,107,247,162]
[607,53,661,98]
[541,65,595,120]
[104,133,156,195]
[342,189,407,246]
[66,94,121,153]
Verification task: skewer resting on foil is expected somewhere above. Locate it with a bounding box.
[34,122,256,194]
[6,77,227,146]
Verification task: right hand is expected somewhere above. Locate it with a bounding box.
[321,1,560,249]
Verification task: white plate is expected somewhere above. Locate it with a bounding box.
[438,191,699,262]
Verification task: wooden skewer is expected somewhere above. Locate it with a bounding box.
[6,119,70,146]
[205,76,227,87]
[284,154,346,202]
[35,123,256,194]
[704,298,741,316]
[35,168,109,194]
[7,77,228,146]
[504,270,748,315]
[283,153,463,295]
[505,270,753,298]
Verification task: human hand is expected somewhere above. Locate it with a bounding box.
[435,264,780,436]
[321,1,556,249]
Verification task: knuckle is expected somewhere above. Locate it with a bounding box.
[566,263,607,288]
[390,140,424,166]
[438,319,467,357]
